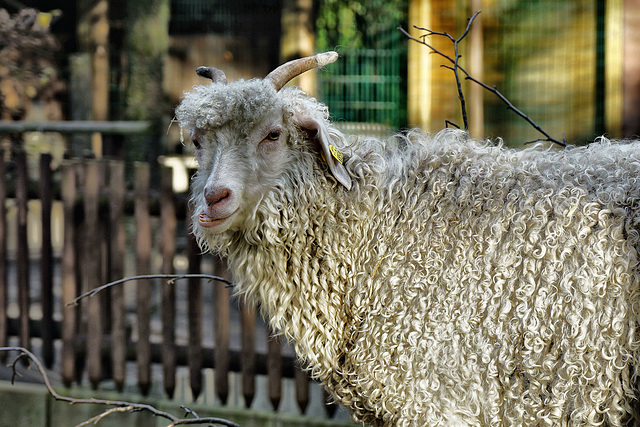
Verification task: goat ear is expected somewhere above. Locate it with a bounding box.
[296,116,352,190]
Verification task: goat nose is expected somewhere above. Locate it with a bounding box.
[205,187,231,207]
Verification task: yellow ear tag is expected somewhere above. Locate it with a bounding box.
[329,145,344,164]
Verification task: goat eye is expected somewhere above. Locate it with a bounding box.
[192,139,201,149]
[265,130,281,141]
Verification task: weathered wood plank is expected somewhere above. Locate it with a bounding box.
[214,255,230,404]
[83,160,103,388]
[135,162,152,395]
[160,166,177,398]
[108,161,126,392]
[39,153,54,368]
[61,161,78,387]
[295,364,310,414]
[0,150,6,358]
[73,163,85,384]
[15,149,29,350]
[187,214,203,400]
[324,388,338,418]
[267,329,282,411]
[241,300,256,408]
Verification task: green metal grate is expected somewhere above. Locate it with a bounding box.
[316,0,408,130]
[482,0,606,145]
[319,48,406,128]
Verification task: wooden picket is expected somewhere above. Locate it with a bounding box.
[0,151,6,356]
[84,160,103,388]
[109,160,127,392]
[39,153,54,368]
[214,254,231,404]
[160,166,177,398]
[187,214,203,400]
[61,160,77,387]
[135,162,152,395]
[15,149,29,350]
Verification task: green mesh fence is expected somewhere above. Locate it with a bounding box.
[316,1,408,131]
[318,46,407,129]
[482,0,607,145]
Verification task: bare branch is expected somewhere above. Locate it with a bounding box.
[0,347,240,427]
[399,12,567,147]
[76,406,139,427]
[412,11,481,132]
[181,405,200,419]
[66,274,233,307]
[445,120,461,129]
[462,76,567,147]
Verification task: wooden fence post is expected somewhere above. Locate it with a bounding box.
[295,364,310,414]
[0,150,6,357]
[187,205,203,400]
[61,161,78,387]
[135,162,152,395]
[108,160,126,392]
[268,329,282,411]
[39,153,54,368]
[98,161,109,340]
[324,388,337,417]
[73,162,85,384]
[160,166,177,398]
[15,149,29,350]
[84,160,103,388]
[241,300,256,407]
[214,255,230,405]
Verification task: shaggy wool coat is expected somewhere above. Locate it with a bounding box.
[177,80,640,426]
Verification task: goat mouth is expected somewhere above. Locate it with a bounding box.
[198,209,237,228]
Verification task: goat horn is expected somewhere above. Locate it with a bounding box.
[265,51,338,91]
[196,66,227,84]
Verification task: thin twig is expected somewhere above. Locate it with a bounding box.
[66,274,233,307]
[181,405,200,419]
[398,14,567,147]
[0,347,240,427]
[76,406,139,427]
[418,11,480,131]
[445,120,460,129]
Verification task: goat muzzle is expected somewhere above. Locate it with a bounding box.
[205,187,231,207]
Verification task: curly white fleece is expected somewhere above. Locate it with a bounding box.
[177,80,640,426]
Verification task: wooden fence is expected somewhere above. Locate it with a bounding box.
[0,147,338,417]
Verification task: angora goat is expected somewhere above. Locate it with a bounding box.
[176,51,640,426]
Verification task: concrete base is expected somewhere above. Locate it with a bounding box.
[0,380,356,427]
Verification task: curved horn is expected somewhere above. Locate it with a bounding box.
[195,66,227,84]
[265,51,338,91]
